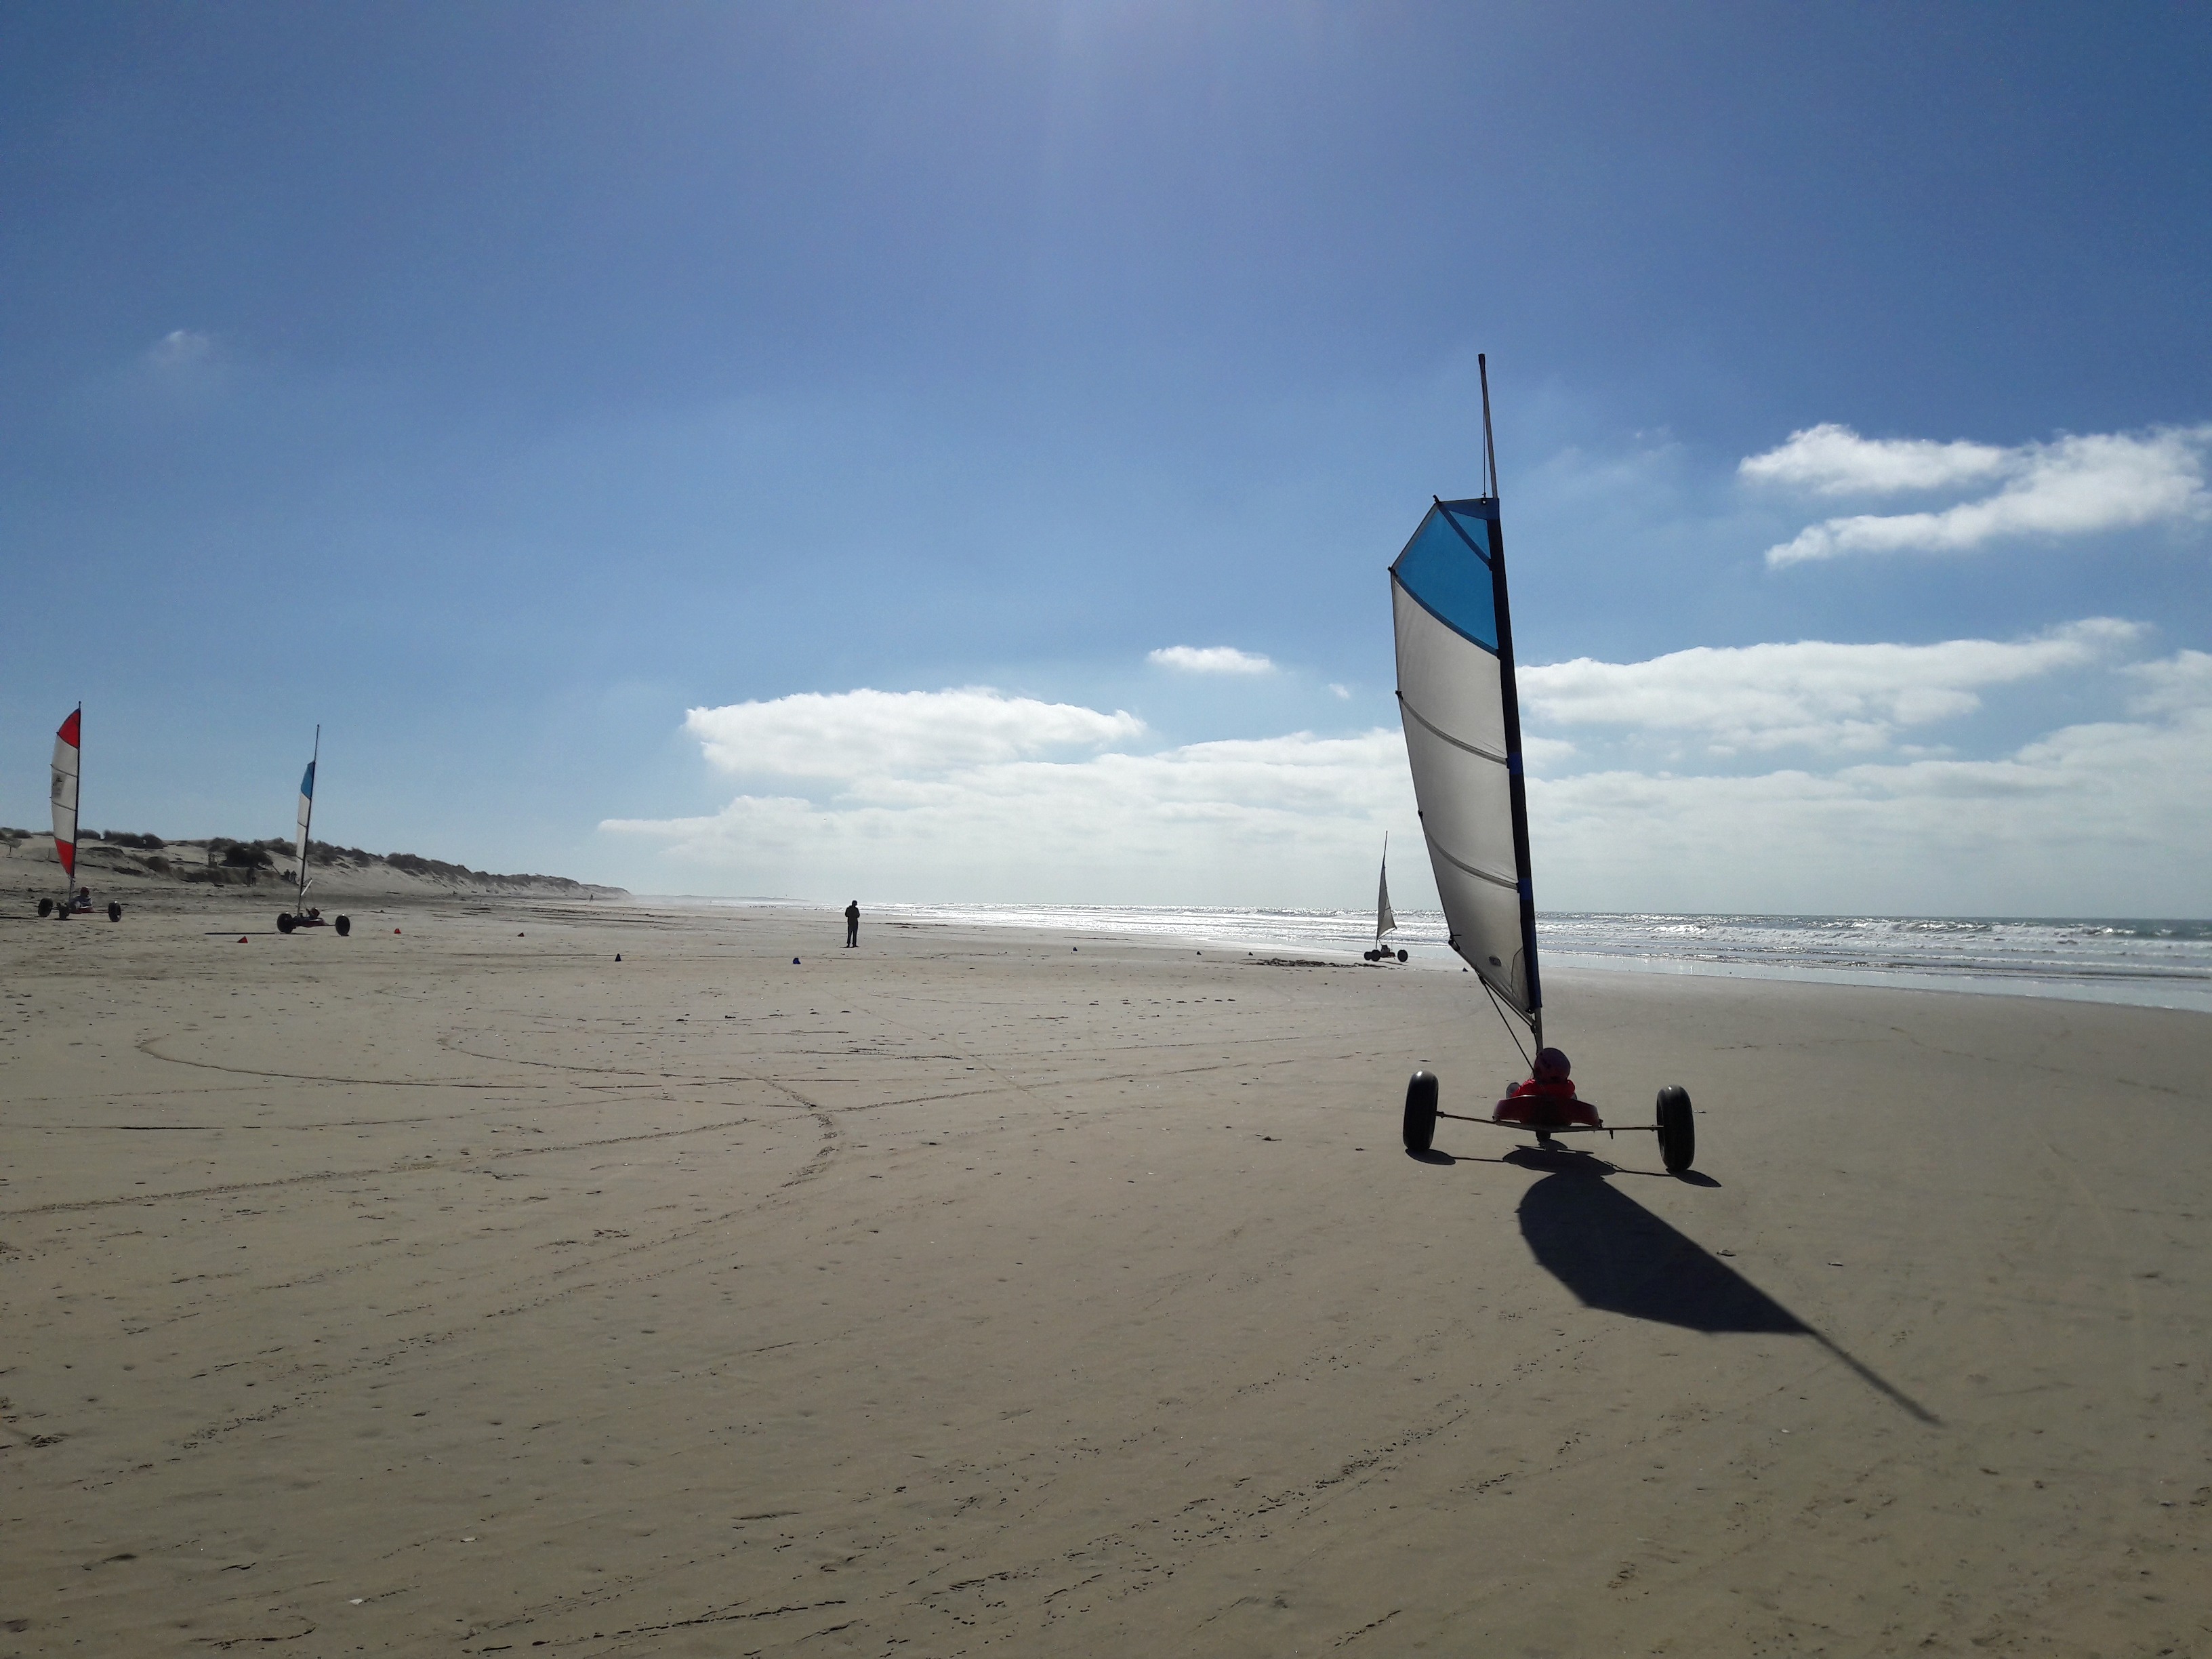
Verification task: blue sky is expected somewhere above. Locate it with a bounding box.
[5,3,2208,912]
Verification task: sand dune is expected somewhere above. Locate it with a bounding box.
[1,832,622,903]
[3,899,2208,1654]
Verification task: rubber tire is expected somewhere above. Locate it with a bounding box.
[1403,1070,1439,1155]
[1656,1086,1696,1174]
[276,912,295,934]
[1397,949,1409,963]
[334,915,351,937]
[37,897,52,917]
[107,902,121,922]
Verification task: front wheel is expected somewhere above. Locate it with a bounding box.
[1656,1086,1696,1174]
[1397,948,1408,963]
[1403,1070,1439,1155]
[276,912,295,934]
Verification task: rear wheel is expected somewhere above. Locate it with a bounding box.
[1656,1086,1696,1173]
[1403,1071,1439,1155]
[334,915,351,937]
[1397,948,1408,963]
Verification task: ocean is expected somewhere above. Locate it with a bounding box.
[672,899,2212,1015]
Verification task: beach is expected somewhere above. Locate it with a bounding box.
[4,894,2209,1656]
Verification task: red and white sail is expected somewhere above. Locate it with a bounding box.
[51,706,81,881]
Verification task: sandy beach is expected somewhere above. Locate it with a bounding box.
[3,893,2209,1656]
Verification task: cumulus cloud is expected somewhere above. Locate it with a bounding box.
[1149,644,1277,675]
[607,725,1412,906]
[684,687,1143,781]
[1743,424,2212,567]
[1739,423,2011,495]
[2123,648,2212,716]
[1531,650,2212,915]
[1519,619,2141,753]
[607,637,2209,914]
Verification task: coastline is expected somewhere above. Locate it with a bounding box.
[656,895,2212,1015]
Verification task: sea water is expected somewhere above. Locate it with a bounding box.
[672,898,2212,1015]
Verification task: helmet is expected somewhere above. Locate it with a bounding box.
[1533,1046,1572,1080]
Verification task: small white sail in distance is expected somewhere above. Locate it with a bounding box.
[293,726,319,914]
[1375,832,1397,947]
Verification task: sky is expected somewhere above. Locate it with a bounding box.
[3,2,2208,916]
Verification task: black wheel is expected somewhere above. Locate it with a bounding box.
[1402,1070,1439,1154]
[334,915,351,937]
[37,897,52,917]
[276,912,295,934]
[1656,1086,1696,1174]
[1397,948,1408,963]
[107,902,121,922]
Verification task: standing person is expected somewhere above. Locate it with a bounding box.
[844,899,860,948]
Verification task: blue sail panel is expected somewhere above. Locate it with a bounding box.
[1391,502,1498,652]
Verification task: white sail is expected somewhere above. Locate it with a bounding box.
[1375,837,1397,941]
[293,726,320,909]
[1390,495,1541,1027]
[51,706,81,884]
[295,760,316,866]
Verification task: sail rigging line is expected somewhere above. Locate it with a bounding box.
[1481,975,1535,1073]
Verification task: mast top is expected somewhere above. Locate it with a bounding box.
[1477,352,1498,501]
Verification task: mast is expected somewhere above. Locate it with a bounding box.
[1478,354,1544,1052]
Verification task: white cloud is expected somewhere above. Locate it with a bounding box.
[1531,651,2212,915]
[1743,424,2212,567]
[684,687,1143,781]
[607,642,2211,915]
[607,725,1412,906]
[2123,648,2212,716]
[1740,423,2012,495]
[1519,619,2141,753]
[1328,682,1351,700]
[147,329,215,368]
[1149,644,1277,676]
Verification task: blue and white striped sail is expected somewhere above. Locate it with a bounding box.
[1390,496,1542,1027]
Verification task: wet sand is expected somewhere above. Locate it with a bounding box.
[3,896,2209,1656]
